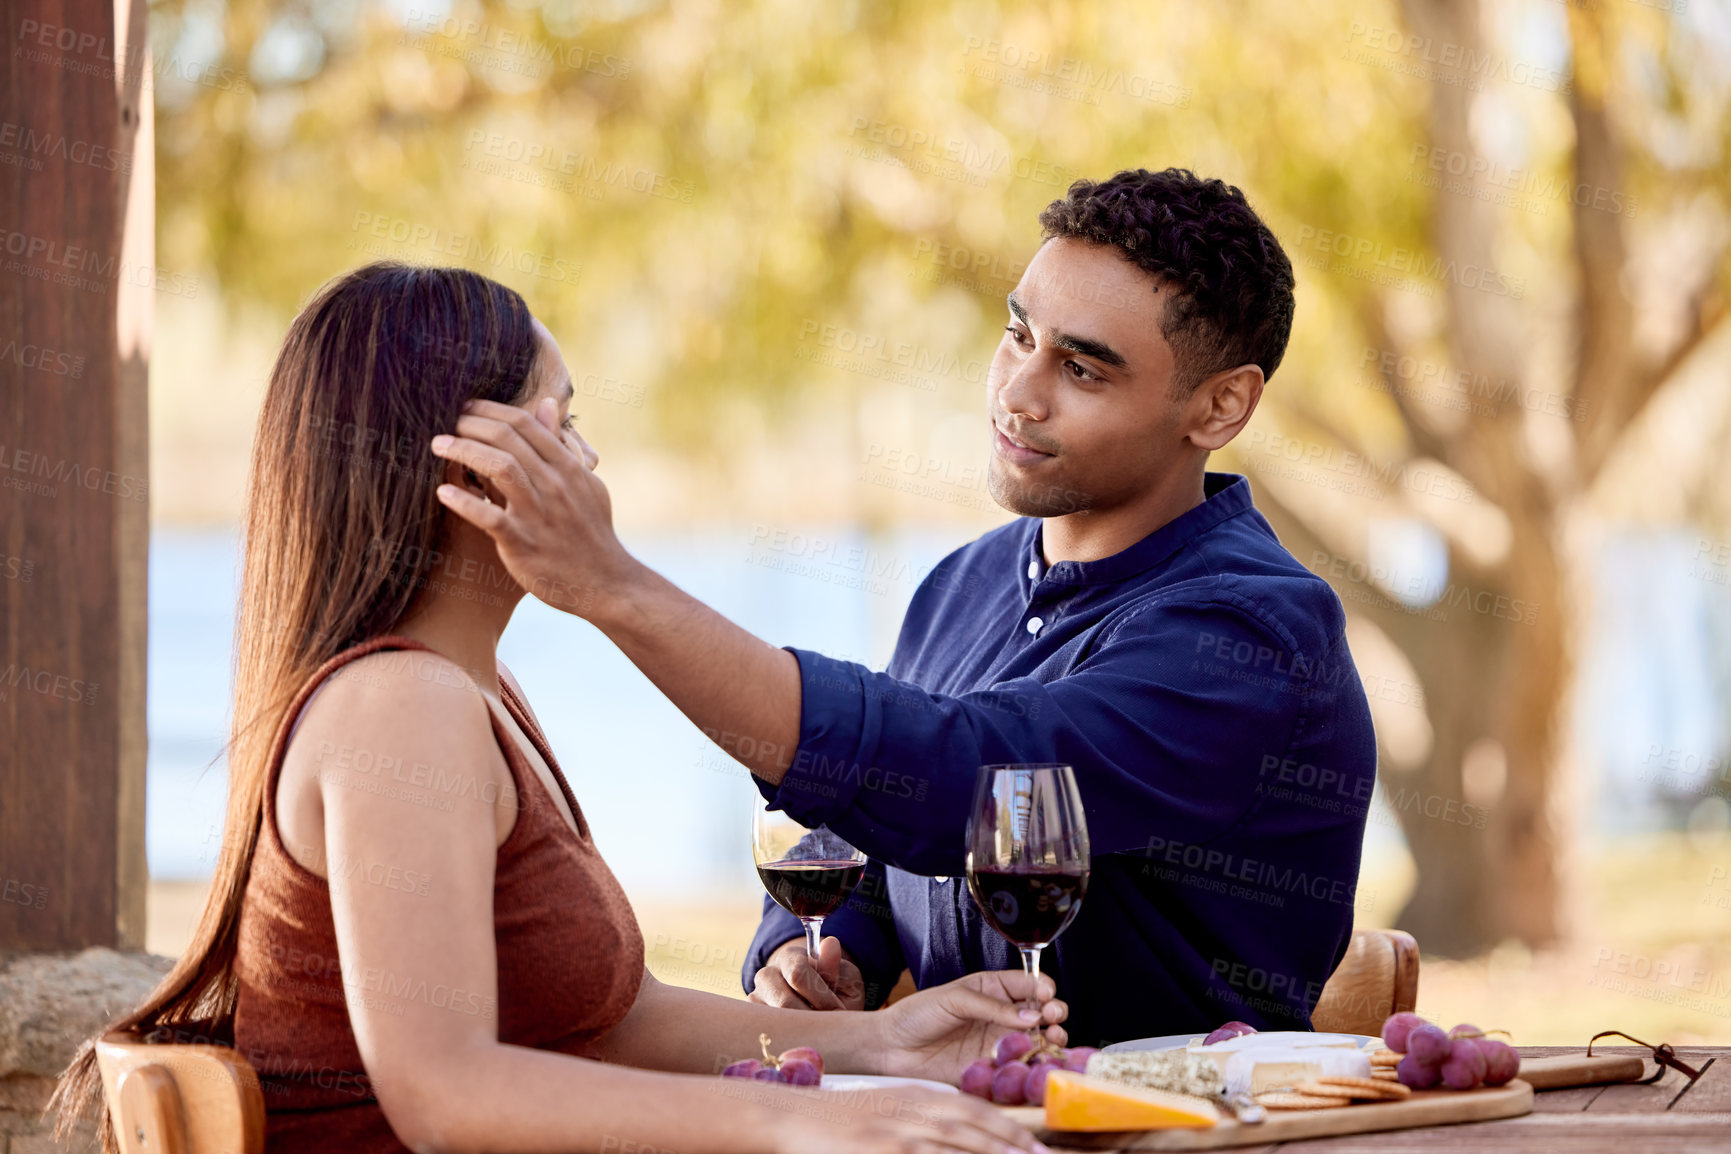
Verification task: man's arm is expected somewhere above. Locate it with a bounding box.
[588,560,805,777]
[760,592,1337,876]
[432,398,805,777]
[429,400,1352,873]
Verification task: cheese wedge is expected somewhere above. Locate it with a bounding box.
[1222,1045,1372,1094]
[1043,1070,1220,1132]
[1188,1031,1363,1075]
[1086,1050,1223,1098]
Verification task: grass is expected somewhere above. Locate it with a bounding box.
[145,831,1731,1046]
[1393,832,1731,1047]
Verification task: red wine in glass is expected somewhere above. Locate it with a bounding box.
[966,764,1090,1013]
[752,797,868,958]
[756,860,866,920]
[966,868,1087,946]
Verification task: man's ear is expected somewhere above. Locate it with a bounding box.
[1184,364,1265,452]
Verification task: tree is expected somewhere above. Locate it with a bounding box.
[143,0,1730,956]
[1249,0,1727,953]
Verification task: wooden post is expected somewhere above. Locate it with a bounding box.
[0,0,152,950]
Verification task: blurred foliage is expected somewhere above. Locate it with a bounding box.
[143,0,1731,951]
[136,0,1710,452]
[148,0,1731,948]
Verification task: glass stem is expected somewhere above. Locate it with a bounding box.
[1019,944,1044,1022]
[803,917,824,960]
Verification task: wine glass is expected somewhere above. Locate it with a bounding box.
[752,797,868,959]
[965,764,1090,1010]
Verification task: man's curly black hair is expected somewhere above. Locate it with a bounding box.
[1038,168,1295,395]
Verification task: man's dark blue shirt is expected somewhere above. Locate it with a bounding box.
[744,473,1377,1047]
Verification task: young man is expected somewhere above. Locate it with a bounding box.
[431,168,1377,1048]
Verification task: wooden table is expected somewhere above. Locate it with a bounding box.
[1056,1047,1729,1153]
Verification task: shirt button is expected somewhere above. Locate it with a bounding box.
[934,876,949,884]
[1026,616,1043,634]
[1027,560,1039,580]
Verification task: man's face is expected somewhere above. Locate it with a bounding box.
[986,238,1185,518]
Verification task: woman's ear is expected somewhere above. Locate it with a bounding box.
[443,458,495,505]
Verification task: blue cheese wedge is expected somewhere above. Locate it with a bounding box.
[1085,1051,1224,1099]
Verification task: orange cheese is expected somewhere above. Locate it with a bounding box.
[1043,1070,1220,1132]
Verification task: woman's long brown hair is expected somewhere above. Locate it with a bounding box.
[50,263,540,1149]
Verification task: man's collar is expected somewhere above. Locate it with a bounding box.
[1019,473,1253,593]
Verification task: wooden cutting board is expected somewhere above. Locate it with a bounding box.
[998,1079,1534,1150]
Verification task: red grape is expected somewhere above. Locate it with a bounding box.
[994,1033,1035,1066]
[779,1046,824,1077]
[1439,1041,1487,1090]
[1062,1046,1098,1072]
[1448,1023,1483,1040]
[1396,1053,1442,1089]
[1406,1024,1450,1065]
[721,1059,762,1079]
[960,1059,995,1099]
[780,1058,820,1086]
[991,1061,1030,1105]
[1478,1040,1520,1086]
[751,1067,782,1082]
[1203,1021,1258,1045]
[1025,1062,1055,1106]
[1381,1012,1427,1053]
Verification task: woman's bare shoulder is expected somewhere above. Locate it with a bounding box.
[495,660,548,731]
[301,649,497,752]
[277,649,516,869]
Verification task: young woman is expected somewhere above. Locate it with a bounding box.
[55,264,1064,1154]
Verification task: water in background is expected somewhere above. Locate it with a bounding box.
[1577,530,1731,830]
[146,525,959,895]
[148,525,1731,892]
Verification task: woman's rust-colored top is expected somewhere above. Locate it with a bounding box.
[233,637,644,1153]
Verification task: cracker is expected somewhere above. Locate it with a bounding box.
[1290,1080,1379,1101]
[1370,1069,1402,1081]
[1255,1091,1352,1110]
[1368,1049,1403,1067]
[1309,1075,1412,1100]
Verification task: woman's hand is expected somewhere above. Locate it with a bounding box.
[871,971,1067,1083]
[770,1083,1053,1154]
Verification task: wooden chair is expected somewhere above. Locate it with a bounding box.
[1311,928,1420,1035]
[95,1032,265,1154]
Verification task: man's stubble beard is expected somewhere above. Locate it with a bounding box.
[987,457,1095,517]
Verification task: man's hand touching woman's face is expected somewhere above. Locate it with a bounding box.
[430,318,629,617]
